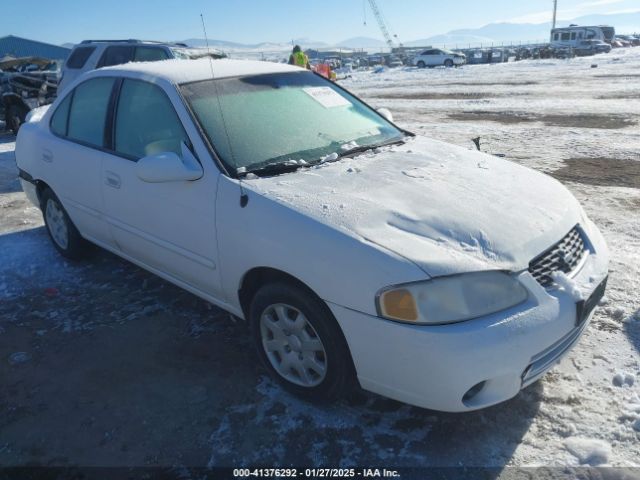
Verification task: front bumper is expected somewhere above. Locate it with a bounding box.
[330,221,609,412]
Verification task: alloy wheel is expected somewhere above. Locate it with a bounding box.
[260,303,328,387]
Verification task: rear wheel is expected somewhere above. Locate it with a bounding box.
[41,188,90,260]
[250,282,355,402]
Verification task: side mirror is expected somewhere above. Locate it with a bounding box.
[136,143,203,183]
[378,108,394,123]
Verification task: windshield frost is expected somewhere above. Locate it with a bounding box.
[180,72,403,173]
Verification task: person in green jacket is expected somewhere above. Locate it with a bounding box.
[288,45,311,69]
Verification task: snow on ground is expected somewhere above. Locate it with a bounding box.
[343,47,640,466]
[0,48,639,470]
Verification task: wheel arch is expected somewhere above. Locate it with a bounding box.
[238,267,319,320]
[34,179,53,206]
[239,266,359,384]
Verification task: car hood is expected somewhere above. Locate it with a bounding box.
[245,136,582,277]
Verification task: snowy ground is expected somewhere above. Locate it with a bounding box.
[1,48,639,472]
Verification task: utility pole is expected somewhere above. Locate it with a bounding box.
[552,0,558,29]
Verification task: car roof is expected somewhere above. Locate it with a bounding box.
[96,58,302,84]
[78,39,188,47]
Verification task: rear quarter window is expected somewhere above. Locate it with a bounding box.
[66,47,96,69]
[50,93,73,136]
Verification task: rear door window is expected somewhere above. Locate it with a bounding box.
[66,47,96,69]
[134,47,169,62]
[98,46,135,67]
[66,78,114,147]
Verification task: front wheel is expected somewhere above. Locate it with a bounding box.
[41,188,90,260]
[444,59,454,68]
[250,282,355,402]
[417,60,426,69]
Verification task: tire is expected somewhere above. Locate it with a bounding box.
[41,188,90,260]
[7,104,29,135]
[417,61,426,69]
[444,59,454,68]
[250,281,355,402]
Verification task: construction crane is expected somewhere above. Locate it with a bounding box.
[365,0,403,51]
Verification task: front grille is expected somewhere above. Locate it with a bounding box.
[528,226,587,288]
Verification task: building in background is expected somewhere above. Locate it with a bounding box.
[0,35,71,62]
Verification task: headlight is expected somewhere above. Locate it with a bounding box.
[376,271,528,325]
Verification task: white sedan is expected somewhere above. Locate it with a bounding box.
[412,48,466,68]
[15,59,609,412]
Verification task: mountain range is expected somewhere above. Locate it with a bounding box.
[61,11,639,51]
[405,11,640,47]
[184,11,640,50]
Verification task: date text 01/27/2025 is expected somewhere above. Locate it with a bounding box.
[232,468,401,478]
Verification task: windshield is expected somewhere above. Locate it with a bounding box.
[180,71,403,174]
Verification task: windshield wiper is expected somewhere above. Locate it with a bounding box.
[239,162,305,178]
[337,138,406,159]
[237,138,407,178]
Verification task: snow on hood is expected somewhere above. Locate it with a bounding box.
[245,136,582,277]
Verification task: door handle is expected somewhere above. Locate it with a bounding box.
[105,171,121,189]
[42,150,53,163]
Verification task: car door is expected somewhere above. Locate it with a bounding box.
[420,50,432,65]
[100,77,223,297]
[428,50,442,66]
[44,77,115,245]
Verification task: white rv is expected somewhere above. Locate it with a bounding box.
[551,25,615,47]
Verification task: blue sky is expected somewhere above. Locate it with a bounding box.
[6,0,639,45]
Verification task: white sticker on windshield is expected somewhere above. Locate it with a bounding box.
[303,87,352,108]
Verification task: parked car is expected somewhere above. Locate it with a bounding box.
[463,48,490,64]
[574,39,612,56]
[612,37,631,48]
[15,59,609,412]
[0,56,58,134]
[367,55,384,66]
[58,39,226,93]
[412,48,466,68]
[387,56,404,68]
[617,35,640,47]
[551,46,574,59]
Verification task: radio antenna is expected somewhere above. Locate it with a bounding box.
[200,13,248,207]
